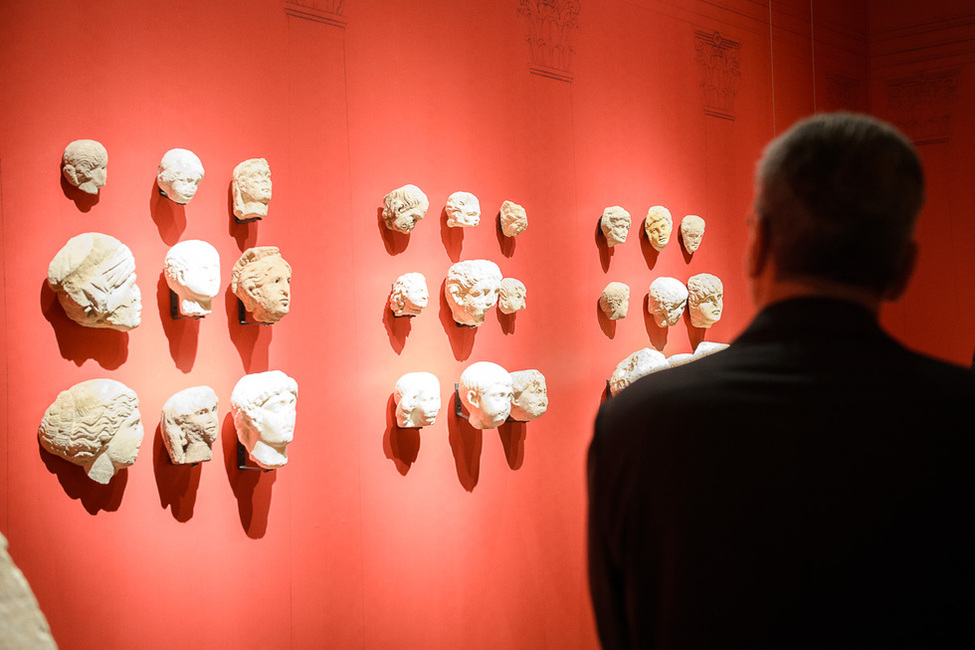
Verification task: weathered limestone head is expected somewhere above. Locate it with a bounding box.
[644,205,673,251]
[499,277,527,315]
[231,246,292,323]
[161,386,219,464]
[38,379,144,484]
[389,272,429,317]
[600,206,631,247]
[383,184,429,233]
[509,369,548,422]
[393,372,441,428]
[445,259,502,326]
[647,277,688,327]
[445,191,481,227]
[459,361,513,429]
[694,341,729,358]
[157,148,205,205]
[666,352,697,368]
[680,215,706,253]
[232,158,272,221]
[0,531,57,650]
[47,232,142,331]
[231,370,298,470]
[164,240,220,317]
[609,348,668,395]
[599,282,630,320]
[500,200,528,237]
[687,273,724,329]
[62,139,108,194]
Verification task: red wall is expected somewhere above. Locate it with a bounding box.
[1,1,972,648]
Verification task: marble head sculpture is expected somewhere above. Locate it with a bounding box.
[445,191,481,227]
[509,369,548,422]
[500,200,528,237]
[647,277,688,327]
[389,272,429,317]
[445,259,503,326]
[459,361,513,429]
[231,370,298,470]
[38,379,144,484]
[161,386,219,464]
[687,273,724,328]
[694,341,729,357]
[61,139,108,194]
[157,148,205,205]
[609,348,668,396]
[499,278,527,314]
[680,215,706,253]
[599,282,630,320]
[164,240,221,317]
[232,158,272,221]
[231,246,292,323]
[393,372,441,428]
[383,184,429,233]
[47,232,142,331]
[644,205,673,251]
[600,206,631,247]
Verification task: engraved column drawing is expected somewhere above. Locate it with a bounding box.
[885,69,960,144]
[519,0,581,82]
[694,30,742,121]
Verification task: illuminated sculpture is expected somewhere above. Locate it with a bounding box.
[609,348,668,396]
[232,158,272,221]
[459,361,513,429]
[231,370,298,470]
[0,532,57,650]
[446,191,481,227]
[600,206,631,247]
[61,139,108,195]
[161,386,219,464]
[500,200,528,237]
[393,372,441,428]
[499,278,527,314]
[389,272,429,317]
[157,148,204,205]
[599,282,630,320]
[164,240,220,317]
[445,259,502,326]
[687,273,723,328]
[509,369,548,421]
[383,184,429,233]
[647,277,688,327]
[644,205,673,251]
[680,215,706,253]
[695,341,729,357]
[231,246,292,324]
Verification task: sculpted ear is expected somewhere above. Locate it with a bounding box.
[467,389,480,409]
[63,165,79,185]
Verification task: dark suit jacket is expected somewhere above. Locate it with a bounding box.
[589,298,975,648]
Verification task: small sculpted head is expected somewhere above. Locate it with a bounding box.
[157,148,205,204]
[161,386,219,464]
[231,370,298,470]
[599,282,630,320]
[600,206,631,247]
[231,247,292,323]
[644,206,673,251]
[62,139,108,194]
[687,273,723,328]
[446,191,481,228]
[445,260,502,326]
[232,158,272,220]
[509,369,548,422]
[164,240,221,317]
[500,200,528,237]
[383,184,429,233]
[393,372,441,428]
[498,278,527,315]
[680,215,706,253]
[609,348,668,395]
[459,362,513,429]
[647,277,688,327]
[389,272,429,317]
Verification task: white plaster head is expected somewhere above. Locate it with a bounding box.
[499,278,527,315]
[459,362,513,429]
[383,184,429,233]
[62,139,108,194]
[231,247,292,323]
[500,200,528,237]
[393,372,441,428]
[232,158,272,221]
[38,379,144,484]
[694,341,729,357]
[161,386,219,464]
[164,240,220,317]
[599,282,630,320]
[687,273,724,329]
[445,191,481,227]
[647,277,688,327]
[609,348,668,395]
[157,148,205,205]
[231,370,298,470]
[600,206,631,247]
[680,215,706,253]
[445,260,502,326]
[389,272,429,317]
[666,352,696,368]
[644,205,673,251]
[47,232,142,331]
[509,369,548,422]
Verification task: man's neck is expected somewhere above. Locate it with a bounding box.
[752,276,883,316]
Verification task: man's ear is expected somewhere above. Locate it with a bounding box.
[883,240,918,301]
[746,216,770,278]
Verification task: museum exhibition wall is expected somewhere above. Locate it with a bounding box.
[1,0,973,647]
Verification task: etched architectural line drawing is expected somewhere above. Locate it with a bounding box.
[693,30,742,121]
[282,0,347,27]
[885,68,959,144]
[519,0,581,82]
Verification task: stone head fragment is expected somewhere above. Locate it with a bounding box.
[389,272,429,317]
[231,370,298,470]
[644,205,673,251]
[231,246,292,323]
[383,184,429,233]
[647,277,688,327]
[609,348,668,396]
[680,215,706,253]
[445,259,502,326]
[509,369,548,422]
[600,206,631,247]
[499,278,527,315]
[164,240,220,317]
[232,158,272,221]
[393,372,441,428]
[687,273,723,329]
[157,148,204,204]
[162,386,219,464]
[599,282,630,320]
[62,139,108,194]
[446,191,481,228]
[500,200,528,237]
[460,361,513,429]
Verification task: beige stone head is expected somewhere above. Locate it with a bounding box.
[231,247,292,323]
[609,348,668,395]
[445,260,502,326]
[499,278,527,314]
[509,369,548,422]
[644,205,673,251]
[600,206,631,247]
[231,370,298,470]
[383,184,429,233]
[164,240,220,317]
[680,215,706,253]
[62,139,108,194]
[157,148,204,204]
[687,273,724,329]
[500,200,528,237]
[162,386,219,464]
[599,282,630,320]
[232,158,272,221]
[446,191,481,228]
[389,272,429,317]
[648,277,688,327]
[459,361,513,429]
[393,372,441,428]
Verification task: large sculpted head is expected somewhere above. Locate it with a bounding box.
[393,372,441,428]
[383,184,429,233]
[161,386,219,464]
[157,148,205,205]
[231,370,298,470]
[680,215,706,253]
[499,278,527,315]
[509,369,548,422]
[500,200,528,237]
[687,273,724,328]
[232,158,272,221]
[231,247,292,323]
[164,240,220,317]
[389,272,429,317]
[47,232,142,331]
[647,277,688,327]
[445,259,502,326]
[38,379,144,484]
[644,205,673,251]
[459,362,513,429]
[600,206,631,247]
[599,282,630,320]
[445,191,481,228]
[609,348,668,396]
[62,139,108,195]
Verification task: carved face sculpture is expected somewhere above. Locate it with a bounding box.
[393,372,441,428]
[499,278,527,315]
[232,158,272,221]
[445,191,481,228]
[600,206,631,247]
[609,348,668,395]
[509,369,548,422]
[38,379,144,484]
[164,240,220,317]
[389,272,429,317]
[644,206,673,251]
[445,260,502,326]
[647,277,688,327]
[687,273,724,328]
[459,362,513,429]
[599,282,630,320]
[157,148,205,204]
[500,200,528,237]
[383,184,429,233]
[680,215,706,253]
[62,139,108,194]
[231,247,292,323]
[162,386,219,464]
[47,232,142,331]
[231,370,298,470]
